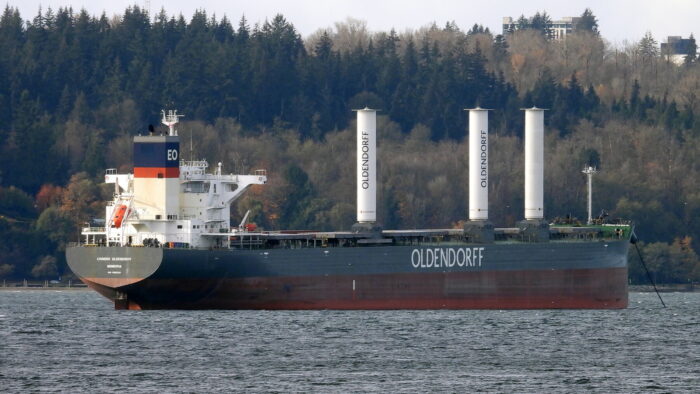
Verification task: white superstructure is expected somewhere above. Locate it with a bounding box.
[82,111,267,248]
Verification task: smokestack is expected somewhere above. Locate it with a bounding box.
[355,108,377,224]
[524,107,545,220]
[467,108,490,221]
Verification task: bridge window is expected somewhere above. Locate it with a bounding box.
[181,181,210,193]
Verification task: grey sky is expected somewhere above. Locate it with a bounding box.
[8,0,699,45]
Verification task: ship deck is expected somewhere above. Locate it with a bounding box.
[195,224,632,250]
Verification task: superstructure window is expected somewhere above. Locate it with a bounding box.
[181,181,210,193]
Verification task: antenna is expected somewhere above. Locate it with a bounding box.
[582,166,597,225]
[161,110,184,136]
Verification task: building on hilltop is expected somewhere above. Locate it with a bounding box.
[661,36,695,65]
[502,16,580,40]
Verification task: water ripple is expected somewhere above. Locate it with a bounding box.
[0,291,698,393]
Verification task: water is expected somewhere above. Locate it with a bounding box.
[1,291,698,393]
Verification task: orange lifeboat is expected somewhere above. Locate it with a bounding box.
[111,205,128,228]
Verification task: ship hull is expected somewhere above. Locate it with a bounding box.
[67,240,629,310]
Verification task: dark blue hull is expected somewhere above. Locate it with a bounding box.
[67,239,629,309]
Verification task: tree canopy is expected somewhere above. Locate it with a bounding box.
[0,6,699,283]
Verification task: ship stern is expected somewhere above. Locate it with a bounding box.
[66,246,163,309]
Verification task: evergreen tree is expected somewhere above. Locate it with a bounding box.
[493,34,508,58]
[629,79,641,118]
[684,33,697,66]
[639,32,659,61]
[6,91,55,191]
[549,89,568,134]
[662,101,680,131]
[516,15,529,30]
[578,148,601,168]
[583,84,600,118]
[467,24,489,36]
[530,12,553,39]
[390,38,419,132]
[279,164,316,229]
[575,8,599,34]
[565,73,584,117]
[531,68,557,109]
[375,29,401,108]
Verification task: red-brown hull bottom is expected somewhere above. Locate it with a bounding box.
[105,267,628,310]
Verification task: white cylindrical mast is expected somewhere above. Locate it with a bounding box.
[467,108,490,221]
[582,166,597,225]
[356,108,377,223]
[524,107,545,220]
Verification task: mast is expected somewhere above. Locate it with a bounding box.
[582,166,597,225]
[161,110,184,136]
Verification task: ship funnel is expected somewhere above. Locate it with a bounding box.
[524,107,545,220]
[355,108,377,224]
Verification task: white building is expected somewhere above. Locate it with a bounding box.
[661,36,695,65]
[502,16,581,40]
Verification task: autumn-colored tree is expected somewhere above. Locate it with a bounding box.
[35,184,64,211]
[59,172,104,224]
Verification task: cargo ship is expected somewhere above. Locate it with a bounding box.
[66,108,631,310]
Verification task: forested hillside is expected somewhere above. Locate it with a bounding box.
[0,6,698,283]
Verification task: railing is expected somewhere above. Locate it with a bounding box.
[255,169,267,176]
[1,279,87,288]
[181,160,208,168]
[105,168,117,175]
[82,227,106,233]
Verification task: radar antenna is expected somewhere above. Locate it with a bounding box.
[161,110,184,136]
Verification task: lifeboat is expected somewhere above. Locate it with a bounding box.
[111,205,128,228]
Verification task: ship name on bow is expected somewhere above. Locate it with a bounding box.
[96,257,132,261]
